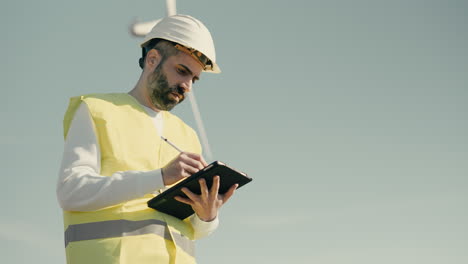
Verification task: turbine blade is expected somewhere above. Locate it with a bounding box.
[129,18,161,37]
[187,91,213,161]
[166,0,177,16]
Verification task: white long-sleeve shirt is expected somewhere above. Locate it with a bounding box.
[57,101,218,239]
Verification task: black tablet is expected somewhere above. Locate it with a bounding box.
[147,161,252,219]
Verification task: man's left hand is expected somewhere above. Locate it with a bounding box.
[174,176,238,222]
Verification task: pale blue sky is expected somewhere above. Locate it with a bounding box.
[1,0,467,263]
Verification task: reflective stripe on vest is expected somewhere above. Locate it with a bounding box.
[64,219,195,257]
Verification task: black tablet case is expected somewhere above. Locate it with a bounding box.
[147,161,252,219]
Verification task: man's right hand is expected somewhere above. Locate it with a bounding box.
[161,152,208,186]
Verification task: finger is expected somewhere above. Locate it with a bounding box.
[183,153,206,170]
[200,156,208,167]
[184,152,203,160]
[199,178,209,197]
[181,153,204,171]
[174,196,194,206]
[209,176,220,198]
[181,187,199,202]
[180,154,204,171]
[181,163,199,175]
[221,184,238,204]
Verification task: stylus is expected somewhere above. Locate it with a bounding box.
[160,136,184,153]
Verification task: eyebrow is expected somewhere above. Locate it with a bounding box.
[179,64,200,81]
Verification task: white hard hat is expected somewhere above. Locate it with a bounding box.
[141,15,220,73]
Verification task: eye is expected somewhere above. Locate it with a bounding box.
[177,67,188,75]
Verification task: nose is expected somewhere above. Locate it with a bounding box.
[179,79,192,94]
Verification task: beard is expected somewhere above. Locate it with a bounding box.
[147,65,185,111]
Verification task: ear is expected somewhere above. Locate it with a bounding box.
[144,49,162,71]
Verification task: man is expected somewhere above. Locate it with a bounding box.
[57,15,237,264]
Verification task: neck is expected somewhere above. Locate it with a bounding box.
[128,73,160,112]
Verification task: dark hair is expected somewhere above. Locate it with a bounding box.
[138,39,181,69]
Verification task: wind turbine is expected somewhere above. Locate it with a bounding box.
[129,0,214,161]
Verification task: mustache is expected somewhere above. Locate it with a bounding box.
[169,86,186,99]
[174,86,185,95]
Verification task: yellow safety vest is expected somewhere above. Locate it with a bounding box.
[62,93,202,264]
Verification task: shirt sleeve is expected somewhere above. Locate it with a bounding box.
[190,214,219,240]
[56,103,165,211]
